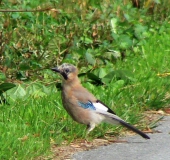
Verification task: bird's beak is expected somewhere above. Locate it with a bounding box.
[51,66,68,80]
[51,67,60,73]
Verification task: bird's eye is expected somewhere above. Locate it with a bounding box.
[65,68,70,73]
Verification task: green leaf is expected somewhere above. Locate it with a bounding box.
[19,62,30,71]
[26,83,53,98]
[0,72,6,81]
[87,73,102,84]
[154,0,161,4]
[11,13,20,19]
[119,35,133,49]
[102,71,115,84]
[124,13,131,22]
[110,18,117,33]
[81,37,93,44]
[102,70,135,84]
[26,83,43,95]
[98,68,107,78]
[0,83,16,95]
[134,24,148,39]
[114,70,135,82]
[85,52,95,65]
[112,80,125,93]
[7,84,26,99]
[14,85,26,97]
[42,84,57,94]
[87,73,100,81]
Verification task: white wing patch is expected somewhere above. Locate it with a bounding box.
[93,102,108,112]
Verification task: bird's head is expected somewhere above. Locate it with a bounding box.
[51,63,78,81]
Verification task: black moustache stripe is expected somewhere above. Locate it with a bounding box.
[61,72,68,80]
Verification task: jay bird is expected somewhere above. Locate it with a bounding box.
[51,63,150,139]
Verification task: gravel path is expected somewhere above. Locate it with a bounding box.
[73,116,170,160]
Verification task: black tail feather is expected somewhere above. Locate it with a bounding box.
[98,111,150,139]
[119,120,150,139]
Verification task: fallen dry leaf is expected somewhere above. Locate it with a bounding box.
[18,135,29,142]
[164,108,170,114]
[108,140,128,143]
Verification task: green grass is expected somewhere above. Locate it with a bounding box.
[1,33,170,159]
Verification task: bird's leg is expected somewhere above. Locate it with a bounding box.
[84,123,96,141]
[86,123,96,134]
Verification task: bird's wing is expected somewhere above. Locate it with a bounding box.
[72,86,116,114]
[72,86,115,114]
[78,99,116,114]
